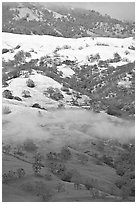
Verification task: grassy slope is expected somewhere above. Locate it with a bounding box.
[3,150,121,202]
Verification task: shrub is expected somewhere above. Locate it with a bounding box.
[107,106,122,117]
[22,90,31,98]
[2,173,8,184]
[2,81,9,88]
[50,89,64,101]
[8,70,21,79]
[24,139,38,153]
[2,48,10,54]
[84,178,94,190]
[26,79,35,88]
[96,42,109,46]
[98,60,108,67]
[101,155,114,168]
[60,169,73,182]
[2,144,11,153]
[15,45,21,49]
[62,60,75,65]
[121,179,135,199]
[2,106,11,114]
[46,87,54,94]
[125,50,130,55]
[60,146,72,161]
[58,102,65,109]
[2,171,16,183]
[47,160,66,174]
[7,170,15,180]
[113,52,121,62]
[24,72,29,78]
[47,152,58,161]
[78,46,84,50]
[14,145,24,156]
[88,53,100,62]
[115,165,125,176]
[115,179,125,189]
[16,168,25,178]
[71,170,81,190]
[25,52,31,58]
[47,160,73,182]
[86,43,90,47]
[61,86,69,92]
[14,50,26,64]
[32,103,41,109]
[114,146,135,198]
[3,168,25,184]
[54,46,61,52]
[32,153,43,176]
[13,96,22,101]
[62,45,71,49]
[90,188,99,199]
[2,90,13,99]
[83,178,98,190]
[128,45,135,50]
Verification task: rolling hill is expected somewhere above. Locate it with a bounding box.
[2,2,135,202]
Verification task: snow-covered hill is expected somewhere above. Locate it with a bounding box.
[2,32,135,117]
[2,32,135,67]
[2,3,135,202]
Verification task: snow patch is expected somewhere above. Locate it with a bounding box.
[57,65,75,78]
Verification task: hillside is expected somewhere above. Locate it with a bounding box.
[2,2,135,202]
[2,32,135,118]
[2,2,135,38]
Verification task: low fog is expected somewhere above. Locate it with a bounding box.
[52,109,135,143]
[2,107,135,147]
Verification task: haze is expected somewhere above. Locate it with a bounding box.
[41,2,135,22]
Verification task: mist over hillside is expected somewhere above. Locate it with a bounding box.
[2,2,135,202]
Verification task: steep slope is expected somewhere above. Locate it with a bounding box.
[2,2,135,38]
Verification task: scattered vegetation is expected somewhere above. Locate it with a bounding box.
[3,168,25,184]
[2,48,10,54]
[22,181,53,201]
[60,146,72,161]
[32,153,43,176]
[114,145,135,198]
[45,87,64,101]
[2,144,11,154]
[3,90,13,99]
[13,96,22,101]
[3,3,135,38]
[32,103,41,109]
[26,79,35,88]
[22,90,31,98]
[83,178,98,191]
